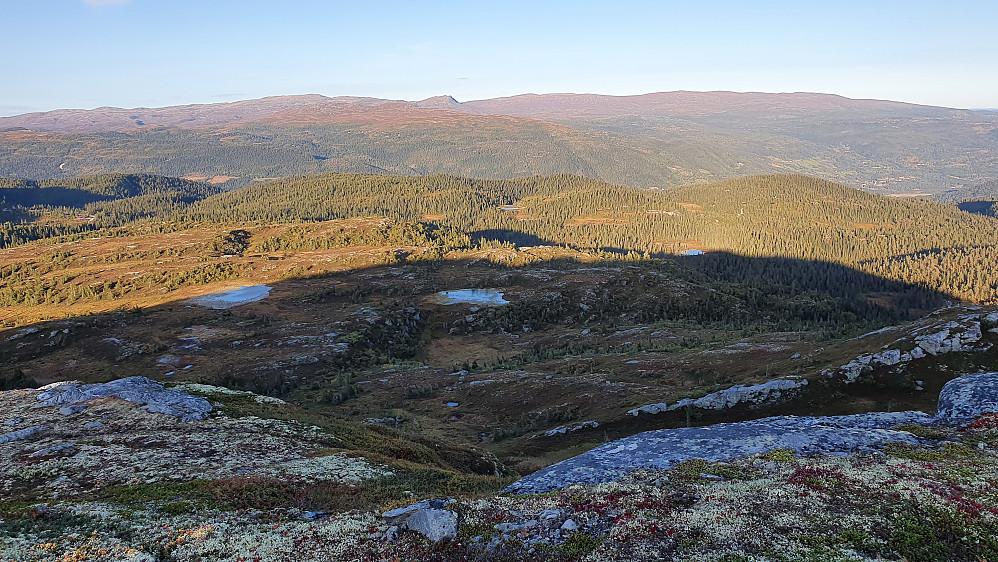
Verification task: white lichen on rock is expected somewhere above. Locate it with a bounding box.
[936,371,998,420]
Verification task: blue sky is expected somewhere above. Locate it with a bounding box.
[1,0,996,116]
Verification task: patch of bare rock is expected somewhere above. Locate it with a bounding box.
[628,378,807,416]
[505,370,998,494]
[824,311,994,383]
[34,376,213,421]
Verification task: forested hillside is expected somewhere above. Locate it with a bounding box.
[936,179,998,217]
[172,172,998,304]
[0,174,217,247]
[3,171,997,315]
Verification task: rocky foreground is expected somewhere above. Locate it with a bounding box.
[1,374,997,561]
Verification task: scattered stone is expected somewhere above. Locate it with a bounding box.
[538,509,561,520]
[827,317,986,383]
[405,509,457,542]
[29,443,75,457]
[0,425,46,445]
[60,405,87,416]
[508,371,998,494]
[157,355,181,365]
[4,418,22,426]
[872,349,902,366]
[560,519,578,532]
[916,328,951,355]
[84,421,105,429]
[382,499,456,523]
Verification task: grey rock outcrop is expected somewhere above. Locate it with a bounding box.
[34,377,212,421]
[505,411,931,494]
[534,421,599,438]
[936,372,998,420]
[383,499,458,542]
[826,314,990,383]
[628,378,807,416]
[506,371,998,494]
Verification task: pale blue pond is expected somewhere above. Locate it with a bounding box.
[434,289,510,306]
[191,285,272,309]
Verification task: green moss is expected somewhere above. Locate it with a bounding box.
[889,507,998,562]
[0,507,133,540]
[799,529,884,558]
[160,500,196,515]
[883,442,980,461]
[762,448,796,462]
[457,522,495,541]
[0,500,40,519]
[99,480,216,505]
[556,532,603,557]
[893,424,953,440]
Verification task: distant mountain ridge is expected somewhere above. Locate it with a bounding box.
[1,91,996,195]
[0,91,970,133]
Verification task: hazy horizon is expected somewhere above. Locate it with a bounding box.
[1,88,992,119]
[2,0,996,117]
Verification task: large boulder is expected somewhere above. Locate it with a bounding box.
[936,372,998,420]
[383,499,458,542]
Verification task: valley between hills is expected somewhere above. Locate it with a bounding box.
[0,91,998,561]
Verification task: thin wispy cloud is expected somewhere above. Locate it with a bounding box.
[82,0,132,7]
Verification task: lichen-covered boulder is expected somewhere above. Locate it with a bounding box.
[936,372,998,420]
[383,499,458,542]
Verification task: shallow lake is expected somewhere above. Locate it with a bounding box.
[190,285,272,309]
[434,289,510,306]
